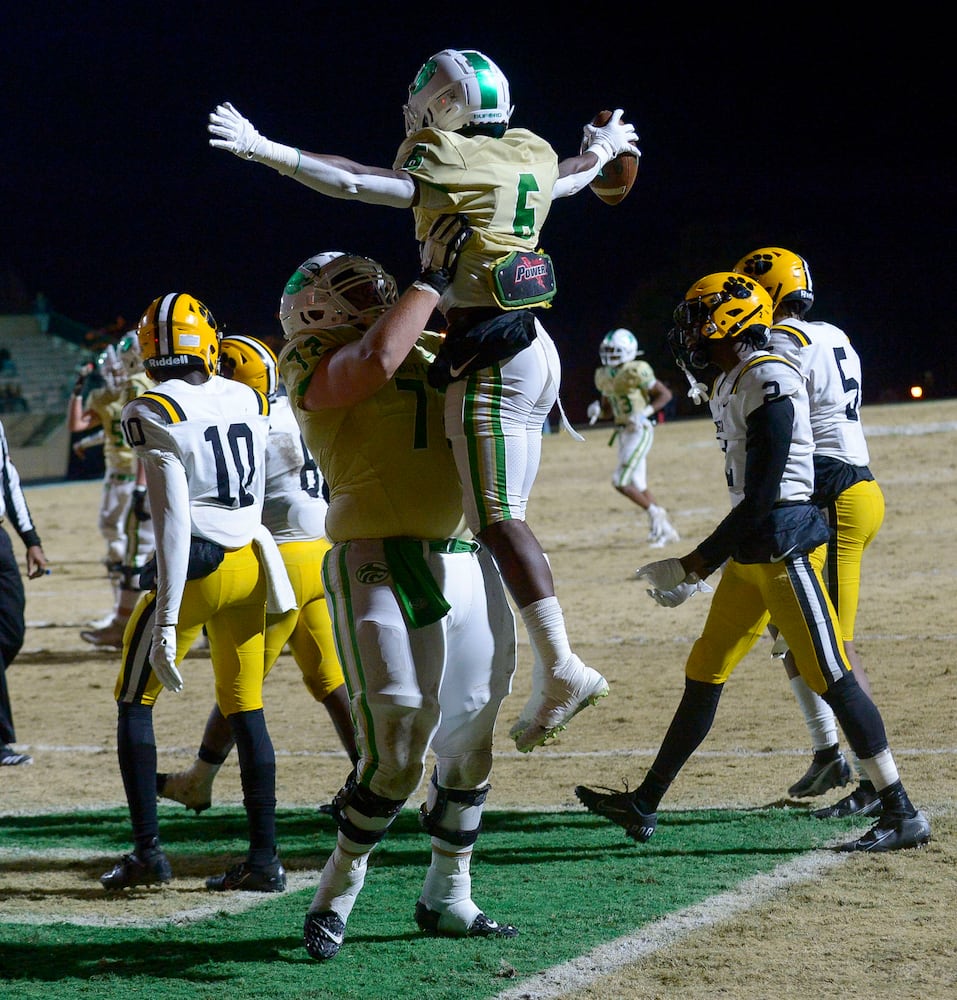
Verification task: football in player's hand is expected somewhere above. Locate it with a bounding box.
[589,110,639,206]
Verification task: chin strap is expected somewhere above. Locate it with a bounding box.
[677,358,709,404]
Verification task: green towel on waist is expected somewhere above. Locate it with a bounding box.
[382,538,451,629]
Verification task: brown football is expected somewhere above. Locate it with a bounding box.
[588,110,639,206]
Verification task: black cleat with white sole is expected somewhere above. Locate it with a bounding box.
[414,902,518,938]
[575,784,658,842]
[304,910,347,961]
[837,810,931,852]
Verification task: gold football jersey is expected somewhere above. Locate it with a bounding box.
[594,359,657,425]
[280,327,467,542]
[395,127,560,310]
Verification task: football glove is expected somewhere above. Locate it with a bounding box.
[417,213,473,295]
[587,400,602,425]
[581,109,640,169]
[635,559,712,608]
[208,102,299,172]
[149,624,183,693]
[646,578,713,608]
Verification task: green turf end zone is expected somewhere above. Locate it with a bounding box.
[0,806,862,1000]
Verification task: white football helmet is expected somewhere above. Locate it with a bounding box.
[403,48,513,137]
[599,328,642,366]
[115,331,144,377]
[278,252,399,339]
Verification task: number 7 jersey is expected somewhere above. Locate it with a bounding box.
[121,374,271,548]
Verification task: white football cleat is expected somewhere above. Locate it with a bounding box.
[510,655,609,752]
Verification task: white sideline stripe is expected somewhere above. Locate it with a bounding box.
[493,851,855,1000]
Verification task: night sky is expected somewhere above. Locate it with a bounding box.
[5,7,953,415]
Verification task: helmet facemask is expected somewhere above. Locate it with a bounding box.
[279,253,399,339]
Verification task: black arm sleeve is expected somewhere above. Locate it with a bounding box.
[696,397,794,570]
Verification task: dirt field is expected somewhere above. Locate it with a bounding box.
[2,397,955,999]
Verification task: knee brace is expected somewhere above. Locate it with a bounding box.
[418,770,490,848]
[332,769,406,847]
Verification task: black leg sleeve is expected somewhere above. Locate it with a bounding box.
[117,702,160,851]
[229,708,277,863]
[641,679,724,806]
[821,671,888,761]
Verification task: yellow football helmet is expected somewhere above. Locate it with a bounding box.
[733,247,814,316]
[220,335,279,400]
[137,293,220,377]
[669,272,773,370]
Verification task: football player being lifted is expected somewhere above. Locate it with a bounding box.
[207,49,639,752]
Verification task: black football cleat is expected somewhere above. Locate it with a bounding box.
[101,839,172,890]
[303,910,347,961]
[837,810,931,853]
[575,784,657,842]
[206,858,286,892]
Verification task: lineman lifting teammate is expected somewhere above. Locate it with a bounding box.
[278,218,518,961]
[101,293,295,892]
[157,334,358,814]
[734,247,887,815]
[586,327,679,547]
[206,47,640,751]
[576,272,930,853]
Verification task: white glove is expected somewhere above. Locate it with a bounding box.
[647,578,713,608]
[207,102,299,172]
[149,624,183,693]
[587,400,602,425]
[581,109,640,169]
[635,559,713,608]
[635,558,687,591]
[417,213,474,295]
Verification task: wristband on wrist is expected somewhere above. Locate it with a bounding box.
[413,277,445,296]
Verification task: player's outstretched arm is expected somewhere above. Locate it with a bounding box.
[208,102,416,208]
[554,108,640,199]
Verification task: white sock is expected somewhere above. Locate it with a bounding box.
[419,844,480,930]
[857,748,900,792]
[309,844,369,921]
[519,596,571,673]
[789,675,839,751]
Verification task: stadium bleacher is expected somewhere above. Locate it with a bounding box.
[0,314,95,480]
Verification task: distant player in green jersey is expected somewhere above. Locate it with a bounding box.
[587,327,679,547]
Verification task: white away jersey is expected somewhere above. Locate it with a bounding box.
[709,352,815,506]
[769,318,870,466]
[261,394,328,543]
[121,375,270,548]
